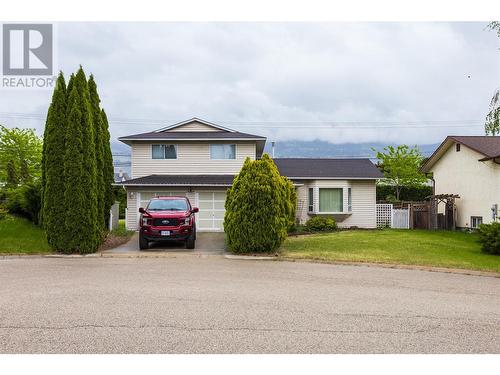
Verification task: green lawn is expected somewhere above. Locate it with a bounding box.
[282,229,500,273]
[0,215,51,254]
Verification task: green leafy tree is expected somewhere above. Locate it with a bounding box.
[485,22,500,135]
[62,67,100,253]
[0,125,42,186]
[224,154,296,253]
[41,73,68,248]
[6,160,19,186]
[374,145,427,201]
[485,89,500,135]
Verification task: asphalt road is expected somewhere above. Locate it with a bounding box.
[0,256,499,353]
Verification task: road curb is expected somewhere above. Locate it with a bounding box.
[279,257,500,278]
[224,254,277,260]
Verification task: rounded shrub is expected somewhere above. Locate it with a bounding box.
[224,154,297,254]
[305,216,337,232]
[477,222,500,255]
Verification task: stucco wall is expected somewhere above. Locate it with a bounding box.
[430,143,500,227]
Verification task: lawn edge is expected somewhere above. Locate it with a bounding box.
[279,256,500,278]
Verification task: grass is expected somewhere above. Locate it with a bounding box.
[111,219,134,237]
[282,229,500,273]
[0,215,51,254]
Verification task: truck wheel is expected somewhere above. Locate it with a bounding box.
[139,232,149,250]
[185,233,195,249]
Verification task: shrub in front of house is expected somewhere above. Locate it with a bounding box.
[305,216,337,232]
[224,154,297,254]
[477,222,500,255]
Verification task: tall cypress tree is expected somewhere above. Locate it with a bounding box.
[100,109,115,228]
[41,73,67,250]
[62,67,100,253]
[88,75,105,231]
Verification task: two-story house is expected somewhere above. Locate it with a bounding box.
[118,118,382,231]
[421,136,500,229]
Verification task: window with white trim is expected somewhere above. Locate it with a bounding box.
[210,144,236,159]
[319,188,343,213]
[470,216,482,229]
[152,144,177,159]
[308,188,314,212]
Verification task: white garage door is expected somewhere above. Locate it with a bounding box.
[197,192,226,231]
[138,191,187,210]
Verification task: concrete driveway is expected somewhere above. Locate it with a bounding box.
[0,256,499,353]
[104,232,226,255]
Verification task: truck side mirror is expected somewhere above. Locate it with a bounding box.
[191,207,199,213]
[139,207,146,213]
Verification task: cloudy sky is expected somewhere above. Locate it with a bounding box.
[1,22,499,146]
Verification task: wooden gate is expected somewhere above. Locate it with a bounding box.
[411,202,430,229]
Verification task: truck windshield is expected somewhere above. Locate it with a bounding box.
[147,199,188,211]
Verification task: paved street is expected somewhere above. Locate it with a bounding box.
[0,256,499,353]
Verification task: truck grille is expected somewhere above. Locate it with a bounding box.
[153,218,180,226]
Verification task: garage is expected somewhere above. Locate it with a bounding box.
[196,192,226,231]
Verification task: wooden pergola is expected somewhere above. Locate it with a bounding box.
[425,194,460,230]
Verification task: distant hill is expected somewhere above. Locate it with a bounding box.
[263,140,439,159]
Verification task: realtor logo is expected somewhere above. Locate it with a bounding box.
[2,24,53,75]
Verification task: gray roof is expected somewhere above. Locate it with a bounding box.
[117,174,235,186]
[119,131,266,141]
[447,136,500,159]
[274,158,383,179]
[117,159,381,187]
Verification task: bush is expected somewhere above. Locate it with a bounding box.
[305,216,337,232]
[0,207,8,220]
[3,181,42,224]
[224,154,296,254]
[477,222,500,255]
[376,185,432,202]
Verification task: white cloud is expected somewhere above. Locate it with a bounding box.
[1,22,499,145]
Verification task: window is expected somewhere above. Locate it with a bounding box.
[348,188,352,211]
[319,188,343,212]
[210,144,236,159]
[456,144,461,152]
[152,144,177,159]
[470,216,483,229]
[308,188,314,212]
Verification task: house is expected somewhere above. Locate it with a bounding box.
[421,136,500,229]
[117,118,382,231]
[114,169,130,183]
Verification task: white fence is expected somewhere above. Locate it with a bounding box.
[376,204,410,229]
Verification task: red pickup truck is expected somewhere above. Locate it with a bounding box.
[138,196,199,250]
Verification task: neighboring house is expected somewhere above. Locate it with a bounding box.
[117,118,382,231]
[421,136,500,229]
[114,169,130,183]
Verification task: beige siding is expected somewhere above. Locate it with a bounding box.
[341,181,377,228]
[131,141,256,178]
[295,180,376,228]
[430,143,500,227]
[168,121,224,132]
